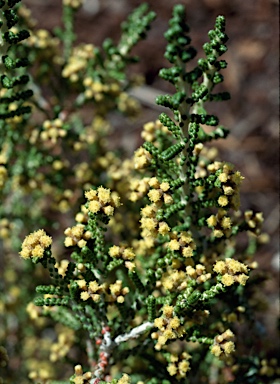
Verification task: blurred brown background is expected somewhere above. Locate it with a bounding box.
[22,0,279,319]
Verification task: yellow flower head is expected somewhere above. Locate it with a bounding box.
[211,345,222,357]
[223,341,235,355]
[148,189,162,203]
[221,274,235,286]
[85,186,121,216]
[214,258,249,286]
[218,195,228,207]
[20,229,52,260]
[162,305,174,317]
[169,317,180,329]
[117,373,131,384]
[167,363,177,376]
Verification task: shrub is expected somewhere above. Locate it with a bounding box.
[0,1,278,383]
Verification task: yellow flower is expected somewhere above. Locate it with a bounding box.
[213,260,226,274]
[109,245,135,261]
[85,186,121,216]
[118,373,131,384]
[169,317,180,329]
[223,341,235,355]
[221,274,235,286]
[211,345,222,357]
[97,186,111,204]
[158,222,170,235]
[214,258,249,287]
[162,305,174,317]
[182,246,193,258]
[207,215,217,227]
[218,195,228,207]
[168,239,180,251]
[148,189,162,203]
[80,291,90,301]
[109,245,121,257]
[167,363,177,376]
[20,229,52,260]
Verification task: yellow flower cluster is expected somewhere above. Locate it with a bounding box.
[222,305,246,323]
[108,280,130,304]
[117,92,140,117]
[52,159,69,172]
[108,212,138,238]
[133,147,152,170]
[140,204,170,238]
[0,142,8,190]
[50,327,75,362]
[0,346,8,368]
[194,146,218,179]
[0,142,8,164]
[26,29,60,52]
[0,165,7,189]
[97,152,135,202]
[62,44,95,82]
[186,264,211,284]
[161,269,188,291]
[107,159,134,194]
[129,177,150,202]
[85,187,121,216]
[98,151,118,170]
[73,162,95,190]
[117,374,131,384]
[26,302,42,320]
[211,329,235,358]
[6,101,30,124]
[75,205,90,224]
[17,4,36,29]
[52,188,75,213]
[213,258,249,286]
[41,118,66,144]
[83,78,120,101]
[259,358,280,377]
[131,236,155,256]
[152,305,185,350]
[77,279,129,304]
[72,364,92,384]
[244,210,264,236]
[54,259,70,277]
[141,119,170,142]
[77,279,104,303]
[147,178,173,204]
[74,116,111,151]
[208,162,244,210]
[206,209,232,238]
[63,0,84,8]
[167,351,192,379]
[109,245,136,261]
[109,244,136,270]
[28,364,53,383]
[20,229,52,259]
[64,224,92,248]
[168,231,196,258]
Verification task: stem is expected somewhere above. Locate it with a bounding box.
[114,321,154,344]
[62,5,76,61]
[90,321,154,382]
[176,58,199,238]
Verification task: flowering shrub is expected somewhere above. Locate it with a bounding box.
[0,1,278,383]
